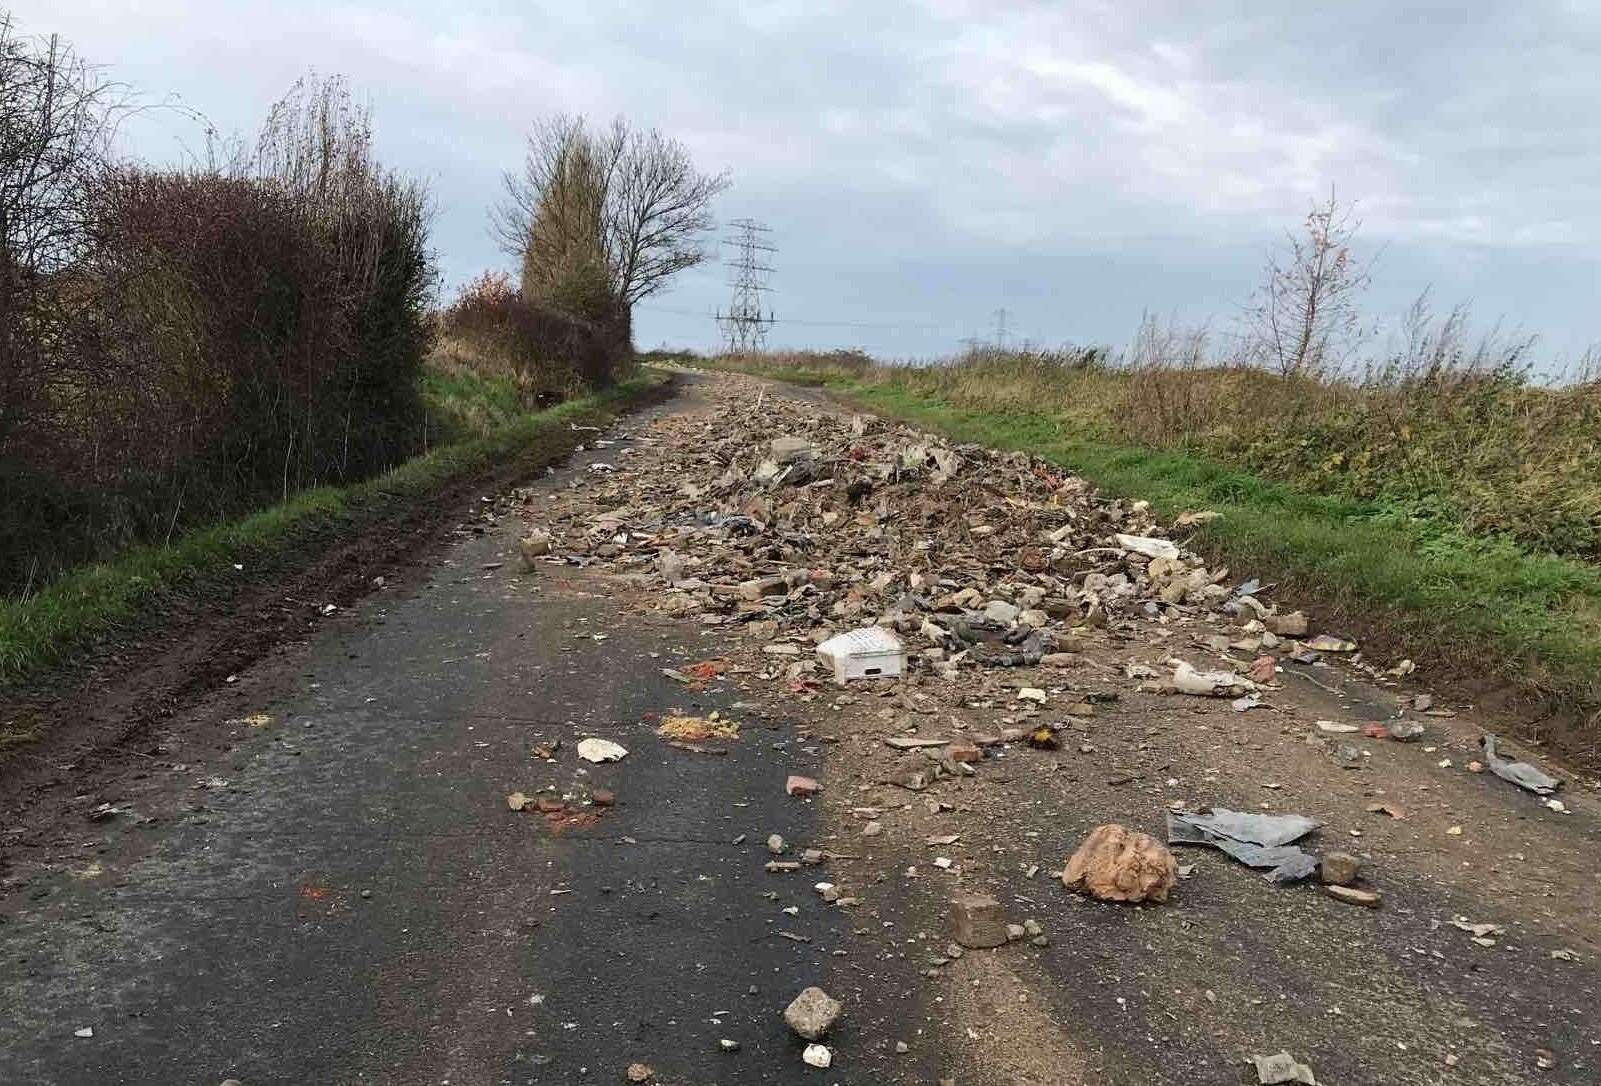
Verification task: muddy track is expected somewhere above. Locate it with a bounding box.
[0,376,679,829]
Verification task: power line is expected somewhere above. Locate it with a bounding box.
[715,219,776,353]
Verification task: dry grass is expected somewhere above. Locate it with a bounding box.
[708,333,1601,563]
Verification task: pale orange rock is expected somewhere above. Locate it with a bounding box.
[1061,823,1177,903]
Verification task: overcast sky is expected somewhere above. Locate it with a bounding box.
[18,1,1601,363]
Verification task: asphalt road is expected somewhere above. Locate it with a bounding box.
[0,392,937,1085]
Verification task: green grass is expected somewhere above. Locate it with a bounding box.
[711,359,1601,755]
[0,371,666,688]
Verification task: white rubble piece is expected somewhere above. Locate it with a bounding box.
[576,738,628,763]
[1114,533,1181,560]
[816,627,906,683]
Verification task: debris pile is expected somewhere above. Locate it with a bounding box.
[520,377,1355,699]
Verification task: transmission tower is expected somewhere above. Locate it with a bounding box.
[716,219,775,353]
[992,307,1010,350]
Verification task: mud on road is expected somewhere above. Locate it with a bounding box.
[1,369,1598,1085]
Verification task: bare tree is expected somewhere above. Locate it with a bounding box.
[494,115,728,321]
[0,16,123,444]
[1245,190,1372,377]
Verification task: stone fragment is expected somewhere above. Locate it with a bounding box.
[785,775,821,797]
[767,834,787,855]
[783,986,842,1040]
[802,1044,832,1068]
[1252,1051,1317,1084]
[1319,851,1362,886]
[1325,884,1381,908]
[1061,823,1177,903]
[946,741,982,763]
[590,789,615,807]
[1265,610,1309,637]
[983,599,1020,624]
[518,530,551,568]
[950,893,1009,948]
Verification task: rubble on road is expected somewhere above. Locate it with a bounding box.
[521,374,1347,709]
[950,893,1009,948]
[577,738,628,763]
[783,986,843,1040]
[1061,823,1177,903]
[1252,1051,1318,1084]
[1168,808,1321,883]
[1480,733,1561,796]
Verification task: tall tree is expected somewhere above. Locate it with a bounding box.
[494,115,729,326]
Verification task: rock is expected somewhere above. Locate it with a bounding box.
[785,775,821,797]
[591,789,616,807]
[1319,851,1362,887]
[626,1063,653,1082]
[771,435,816,463]
[739,574,788,601]
[1325,884,1381,908]
[862,820,882,837]
[801,1044,832,1068]
[982,599,1020,624]
[946,740,982,763]
[1383,717,1421,743]
[767,834,787,855]
[656,549,687,584]
[1252,1051,1317,1084]
[518,530,551,567]
[1061,823,1177,903]
[718,1038,741,1052]
[1265,610,1308,637]
[1006,923,1027,942]
[577,737,628,763]
[783,986,842,1040]
[950,893,1009,948]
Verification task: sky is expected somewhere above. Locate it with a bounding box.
[17,1,1601,364]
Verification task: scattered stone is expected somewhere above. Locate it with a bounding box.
[1264,611,1308,637]
[518,530,551,567]
[767,834,787,855]
[783,987,843,1040]
[577,738,628,763]
[625,1063,653,1083]
[1061,823,1177,903]
[786,775,821,797]
[1325,884,1381,908]
[1319,851,1362,887]
[1252,1051,1316,1084]
[718,1038,741,1053]
[802,1044,832,1069]
[950,893,1009,948]
[946,740,983,763]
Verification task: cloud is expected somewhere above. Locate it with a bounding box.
[9,0,1600,358]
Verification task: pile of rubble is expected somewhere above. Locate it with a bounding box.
[525,377,1342,706]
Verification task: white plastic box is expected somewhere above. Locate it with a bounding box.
[816,627,906,683]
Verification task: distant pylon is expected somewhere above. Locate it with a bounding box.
[716,219,775,353]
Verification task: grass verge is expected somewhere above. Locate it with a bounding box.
[708,358,1601,761]
[0,371,667,692]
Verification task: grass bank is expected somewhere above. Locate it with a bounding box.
[705,354,1601,761]
[0,369,667,694]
